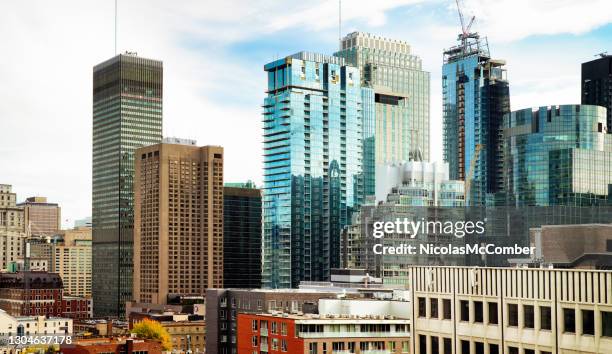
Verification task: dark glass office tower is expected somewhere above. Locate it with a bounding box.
[582,55,612,132]
[223,182,262,289]
[92,54,162,317]
[442,35,510,206]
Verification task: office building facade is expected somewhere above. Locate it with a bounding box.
[582,55,612,132]
[443,36,510,205]
[133,142,224,305]
[18,196,61,236]
[53,227,92,297]
[92,53,163,317]
[337,32,430,197]
[410,266,612,354]
[223,184,262,289]
[0,184,25,271]
[262,52,364,288]
[503,105,612,206]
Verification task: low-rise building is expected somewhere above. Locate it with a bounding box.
[409,266,612,354]
[129,312,205,353]
[61,338,162,354]
[237,312,411,354]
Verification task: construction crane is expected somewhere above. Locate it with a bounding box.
[464,143,483,205]
[455,0,477,41]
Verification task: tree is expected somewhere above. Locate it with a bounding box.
[131,318,172,351]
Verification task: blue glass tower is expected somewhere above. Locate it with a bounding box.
[262,52,365,288]
[442,36,510,205]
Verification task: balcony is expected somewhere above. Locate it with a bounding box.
[260,343,269,352]
[260,327,268,336]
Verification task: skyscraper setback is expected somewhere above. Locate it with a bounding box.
[262,52,365,288]
[336,32,430,197]
[442,35,510,205]
[92,54,163,317]
[133,140,224,305]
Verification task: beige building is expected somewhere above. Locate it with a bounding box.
[0,185,25,270]
[52,227,92,297]
[134,140,224,305]
[18,196,61,236]
[409,266,612,354]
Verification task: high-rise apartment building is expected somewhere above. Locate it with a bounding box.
[442,35,510,205]
[503,105,612,206]
[133,141,223,306]
[0,184,25,270]
[18,196,60,236]
[53,227,92,297]
[262,52,365,289]
[223,183,262,289]
[92,53,163,317]
[336,32,431,197]
[582,55,612,132]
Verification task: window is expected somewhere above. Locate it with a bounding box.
[461,340,469,354]
[443,299,452,320]
[271,321,277,334]
[603,311,612,337]
[582,309,594,335]
[443,338,451,354]
[460,300,469,322]
[431,336,439,354]
[488,303,498,324]
[251,336,257,347]
[524,305,534,328]
[508,304,518,327]
[540,351,552,354]
[540,306,551,330]
[419,335,426,354]
[563,308,575,333]
[251,320,258,331]
[309,343,318,354]
[475,341,484,354]
[431,298,439,319]
[474,301,483,323]
[489,344,499,354]
[418,297,426,317]
[524,350,535,354]
[508,347,519,354]
[272,338,278,350]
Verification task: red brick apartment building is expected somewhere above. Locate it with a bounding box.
[237,313,411,354]
[61,338,162,354]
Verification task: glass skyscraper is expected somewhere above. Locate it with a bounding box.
[503,104,612,206]
[262,52,364,289]
[336,32,430,197]
[442,36,510,205]
[92,54,162,317]
[582,55,612,132]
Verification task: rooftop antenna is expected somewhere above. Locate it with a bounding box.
[114,0,118,55]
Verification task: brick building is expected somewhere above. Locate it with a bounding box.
[61,338,162,354]
[0,271,63,317]
[129,312,205,353]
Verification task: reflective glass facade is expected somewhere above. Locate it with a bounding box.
[92,54,162,317]
[503,104,612,206]
[262,52,364,288]
[336,32,430,197]
[442,37,510,205]
[582,55,612,133]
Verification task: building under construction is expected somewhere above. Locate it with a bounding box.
[442,9,510,206]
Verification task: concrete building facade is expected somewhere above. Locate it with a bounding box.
[53,227,92,297]
[133,142,224,305]
[0,184,25,271]
[18,196,61,236]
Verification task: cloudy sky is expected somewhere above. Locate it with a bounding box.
[1,0,611,226]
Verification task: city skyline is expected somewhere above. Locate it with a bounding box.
[1,0,612,225]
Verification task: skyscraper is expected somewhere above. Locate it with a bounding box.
[133,140,223,305]
[92,53,162,317]
[262,52,365,288]
[582,54,612,132]
[336,32,430,197]
[223,183,262,289]
[442,35,510,205]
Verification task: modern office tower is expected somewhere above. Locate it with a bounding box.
[442,34,510,205]
[92,53,163,317]
[503,105,612,206]
[18,196,60,236]
[133,140,223,306]
[410,266,612,354]
[0,184,25,270]
[223,183,262,289]
[262,52,365,289]
[52,227,92,297]
[375,161,465,206]
[582,54,612,132]
[336,32,431,197]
